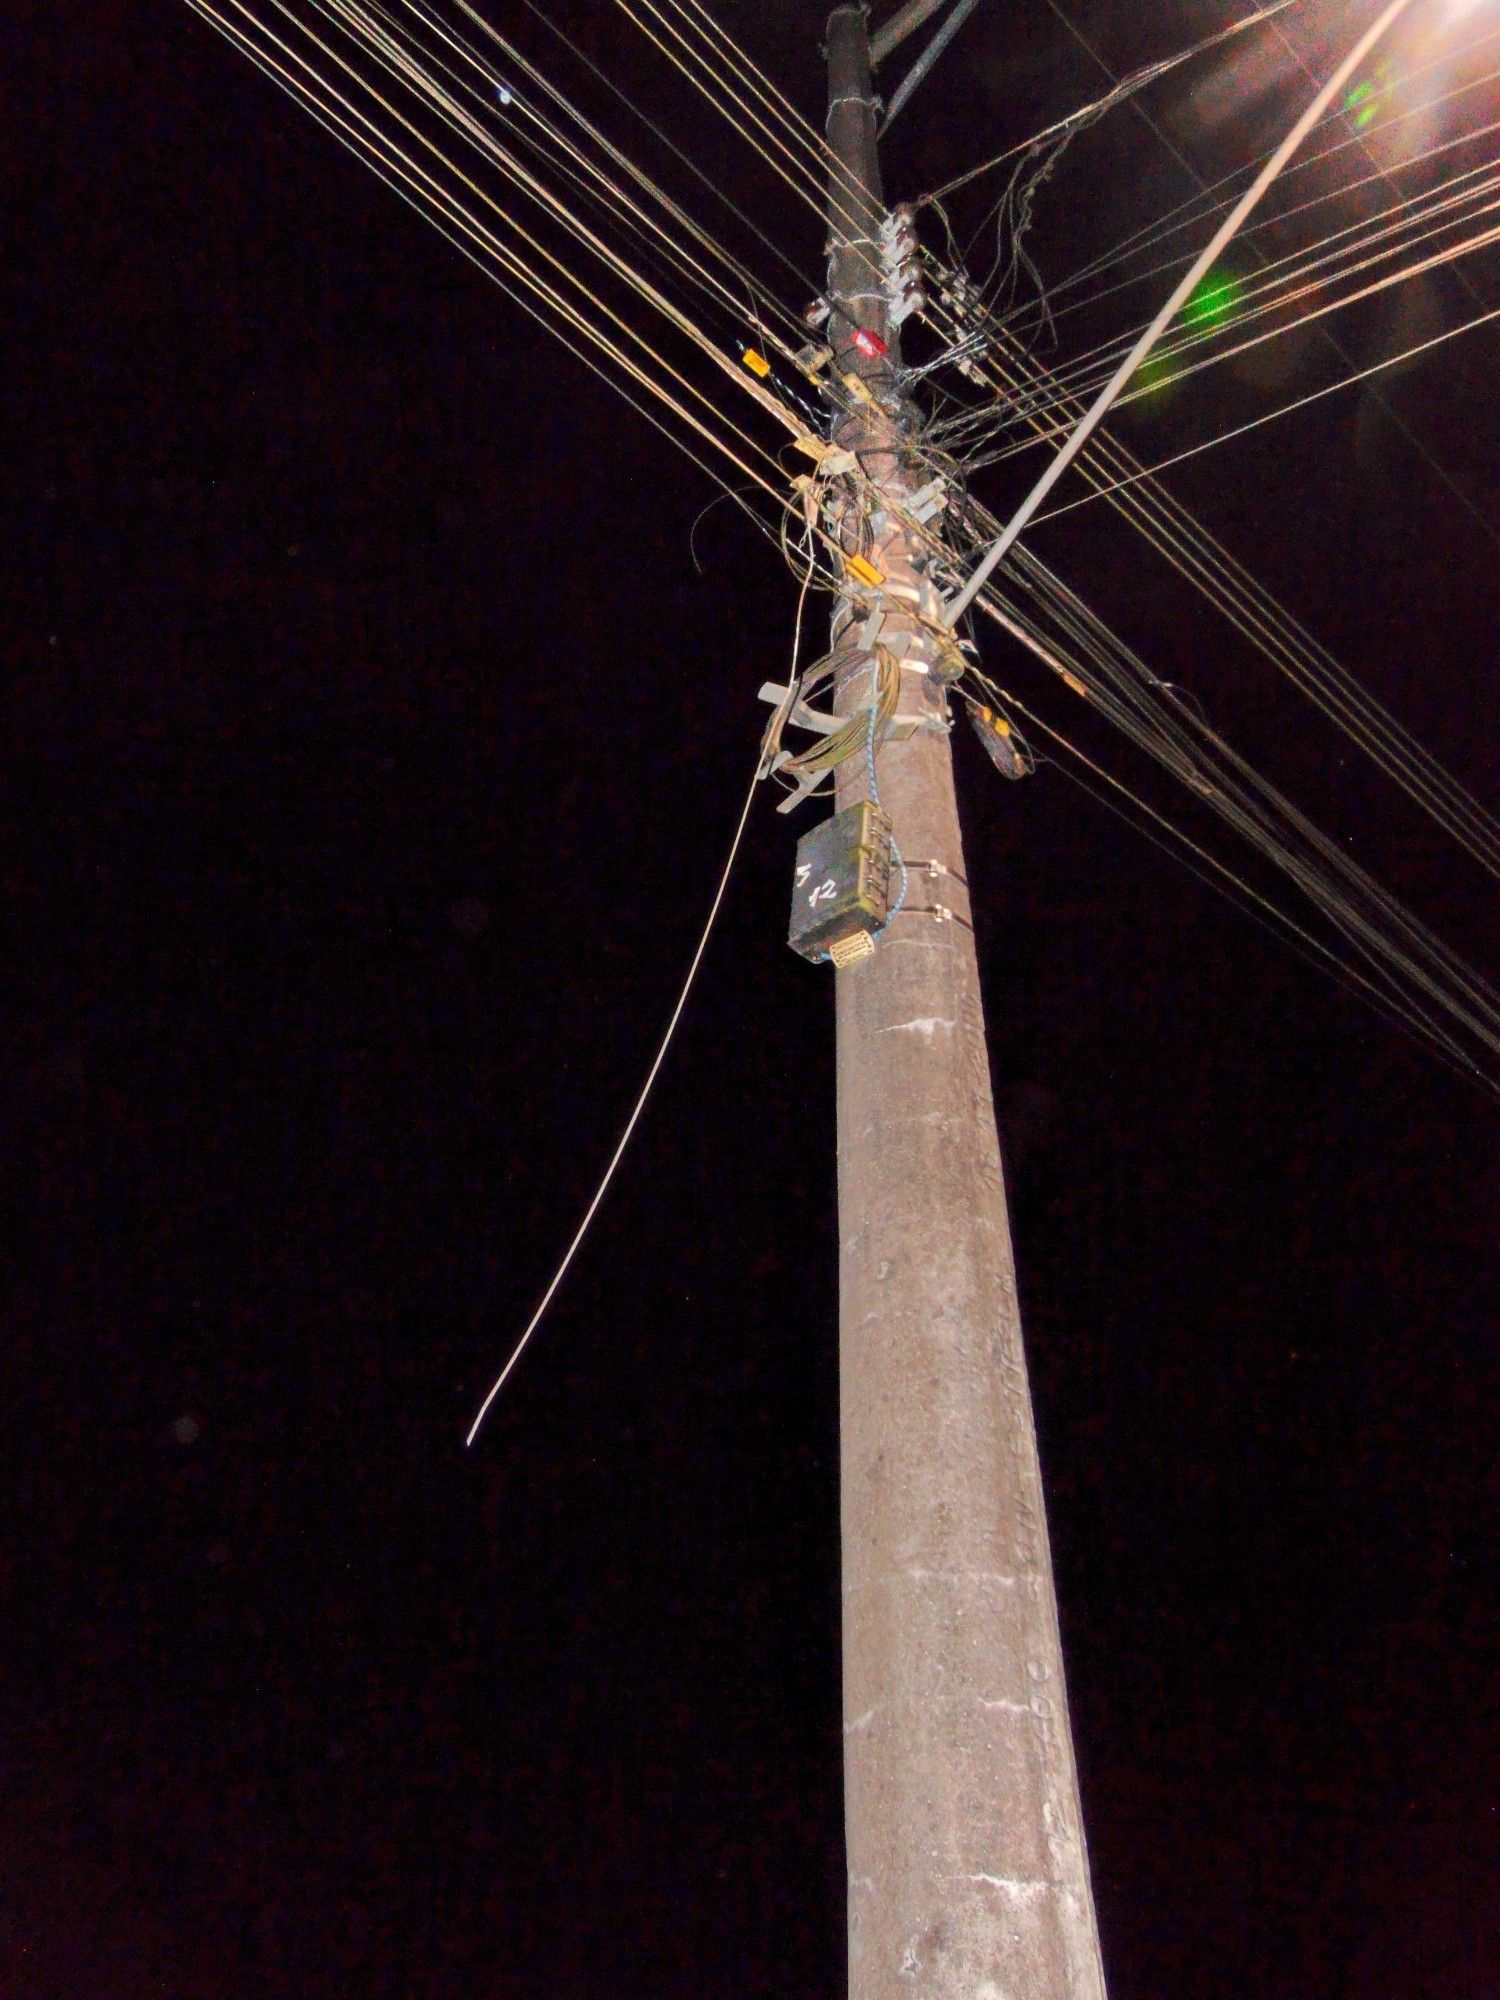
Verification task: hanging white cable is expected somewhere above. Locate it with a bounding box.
[470,548,816,1440]
[465,754,761,1442]
[945,0,1424,626]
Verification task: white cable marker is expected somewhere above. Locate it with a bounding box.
[944,0,1425,626]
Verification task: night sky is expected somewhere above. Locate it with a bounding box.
[6,2,1497,1994]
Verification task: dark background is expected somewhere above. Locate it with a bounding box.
[4,1,1497,1993]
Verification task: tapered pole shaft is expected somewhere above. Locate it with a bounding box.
[824,10,1108,1996]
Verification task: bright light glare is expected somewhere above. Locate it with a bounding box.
[1182,272,1243,329]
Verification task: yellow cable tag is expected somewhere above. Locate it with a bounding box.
[829,931,876,970]
[841,370,875,405]
[792,435,827,460]
[742,348,772,378]
[846,553,886,589]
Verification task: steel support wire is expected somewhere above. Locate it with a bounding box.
[1013,163,1500,413]
[1027,0,1500,555]
[277,0,807,436]
[1042,17,1500,316]
[314,15,821,449]
[922,0,1305,211]
[904,288,1500,892]
[212,0,809,461]
[359,0,813,354]
[909,293,1500,880]
[983,549,1500,1052]
[1036,212,1500,423]
[998,539,1500,1000]
[609,0,831,221]
[1033,297,1500,522]
[179,0,792,506]
[965,573,1500,1080]
[885,425,1500,1027]
[504,0,838,309]
[946,163,1500,436]
[672,0,834,167]
[1029,98,1500,344]
[903,262,1500,887]
[335,0,763,328]
[192,0,892,616]
[945,0,1428,625]
[960,671,1499,1094]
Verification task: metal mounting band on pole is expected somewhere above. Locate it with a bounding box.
[943,0,1422,628]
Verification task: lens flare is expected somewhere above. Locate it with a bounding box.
[1342,56,1394,130]
[1182,271,1242,329]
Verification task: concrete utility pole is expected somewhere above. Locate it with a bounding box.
[823,9,1109,1996]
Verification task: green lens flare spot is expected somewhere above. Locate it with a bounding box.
[1346,60,1394,126]
[1182,272,1241,330]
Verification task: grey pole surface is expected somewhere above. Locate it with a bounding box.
[824,9,1109,1996]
